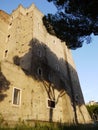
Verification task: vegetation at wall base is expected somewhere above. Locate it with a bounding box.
[86,104,98,121]
[0,115,98,129]
[0,123,98,130]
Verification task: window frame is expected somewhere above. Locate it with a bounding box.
[12,87,22,106]
[47,98,56,109]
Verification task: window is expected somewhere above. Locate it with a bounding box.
[8,23,12,30]
[4,50,8,57]
[8,35,10,38]
[48,99,55,108]
[12,88,21,105]
[9,23,12,26]
[75,94,79,103]
[37,67,42,76]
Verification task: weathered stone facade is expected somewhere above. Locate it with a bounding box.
[0,4,91,125]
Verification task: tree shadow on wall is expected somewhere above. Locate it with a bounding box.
[0,68,10,102]
[13,38,85,124]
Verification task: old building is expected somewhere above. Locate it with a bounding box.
[0,4,91,125]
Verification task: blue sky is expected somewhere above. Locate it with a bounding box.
[0,0,98,103]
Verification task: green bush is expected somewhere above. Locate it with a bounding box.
[86,104,98,121]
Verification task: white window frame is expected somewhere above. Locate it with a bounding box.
[12,87,22,106]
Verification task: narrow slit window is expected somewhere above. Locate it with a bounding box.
[5,50,8,57]
[37,67,42,76]
[75,94,79,103]
[12,88,21,105]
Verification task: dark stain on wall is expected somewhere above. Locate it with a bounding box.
[13,38,85,123]
[0,68,10,102]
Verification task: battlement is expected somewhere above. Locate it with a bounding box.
[11,4,43,19]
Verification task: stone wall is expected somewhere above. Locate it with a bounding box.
[0,4,91,125]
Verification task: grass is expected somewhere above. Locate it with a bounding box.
[0,115,98,130]
[0,123,98,130]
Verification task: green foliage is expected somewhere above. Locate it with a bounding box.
[86,104,98,120]
[0,119,98,130]
[43,0,98,49]
[0,124,98,130]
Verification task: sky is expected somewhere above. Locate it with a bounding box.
[0,0,98,103]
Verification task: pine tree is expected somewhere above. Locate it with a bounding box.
[43,0,98,49]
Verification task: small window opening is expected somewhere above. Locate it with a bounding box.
[5,50,8,57]
[75,94,79,103]
[10,23,12,26]
[48,99,55,108]
[12,88,21,105]
[37,67,42,76]
[8,35,10,38]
